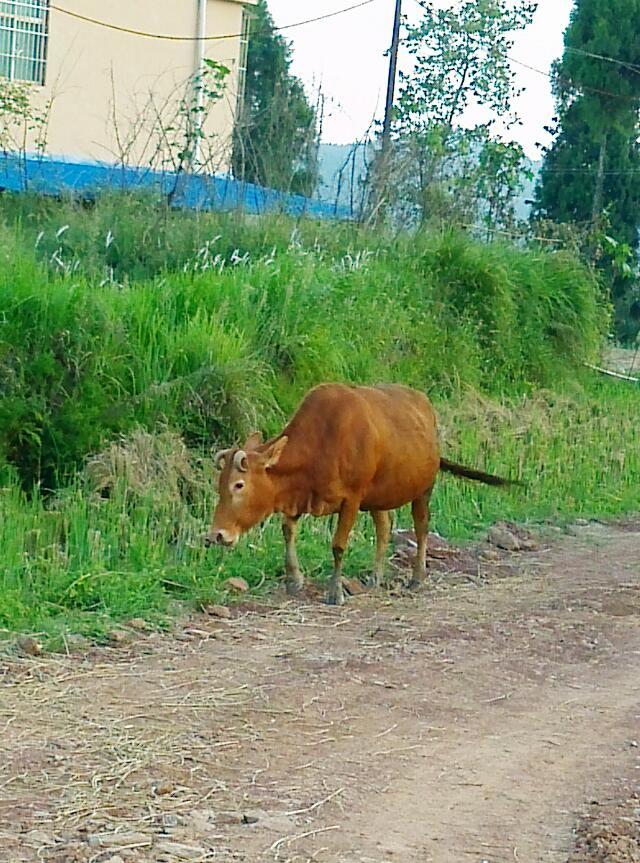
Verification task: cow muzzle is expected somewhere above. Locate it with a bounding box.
[204,529,238,549]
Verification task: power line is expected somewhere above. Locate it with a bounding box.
[563,45,640,76]
[408,0,640,77]
[540,167,640,175]
[507,55,638,104]
[49,0,378,42]
[406,0,640,104]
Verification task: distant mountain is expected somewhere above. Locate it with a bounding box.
[317,142,541,221]
[515,162,541,221]
[316,143,373,215]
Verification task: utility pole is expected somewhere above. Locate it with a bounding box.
[381,0,403,161]
[370,0,402,222]
[192,0,207,170]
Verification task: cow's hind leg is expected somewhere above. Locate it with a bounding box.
[408,488,433,588]
[327,499,360,606]
[282,515,304,595]
[368,510,391,588]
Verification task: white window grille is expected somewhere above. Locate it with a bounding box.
[236,8,250,115]
[0,0,49,85]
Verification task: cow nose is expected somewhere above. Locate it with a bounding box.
[205,530,233,548]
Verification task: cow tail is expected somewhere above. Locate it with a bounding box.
[439,458,521,487]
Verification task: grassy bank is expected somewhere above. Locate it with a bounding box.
[0,194,635,646]
[1,379,638,648]
[0,200,604,489]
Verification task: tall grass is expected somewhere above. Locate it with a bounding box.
[0,197,605,488]
[1,379,638,647]
[0,193,633,645]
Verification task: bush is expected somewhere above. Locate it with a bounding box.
[0,196,606,489]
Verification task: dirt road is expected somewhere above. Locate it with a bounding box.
[1,521,639,863]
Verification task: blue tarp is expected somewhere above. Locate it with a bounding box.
[0,153,350,221]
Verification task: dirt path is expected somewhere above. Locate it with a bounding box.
[1,522,639,863]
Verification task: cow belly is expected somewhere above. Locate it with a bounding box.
[359,461,439,511]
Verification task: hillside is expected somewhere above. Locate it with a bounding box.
[316,142,541,220]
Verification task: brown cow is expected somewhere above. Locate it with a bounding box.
[206,383,516,605]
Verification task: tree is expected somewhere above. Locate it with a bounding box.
[533,0,640,339]
[384,0,535,228]
[232,0,319,196]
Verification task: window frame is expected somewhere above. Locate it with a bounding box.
[0,0,50,86]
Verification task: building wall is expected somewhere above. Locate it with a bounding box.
[26,0,254,172]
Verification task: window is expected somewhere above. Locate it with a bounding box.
[236,8,250,115]
[0,0,49,85]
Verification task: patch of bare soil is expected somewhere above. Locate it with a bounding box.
[1,520,639,863]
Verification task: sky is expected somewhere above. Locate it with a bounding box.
[266,0,574,160]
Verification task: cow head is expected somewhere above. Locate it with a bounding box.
[205,432,288,548]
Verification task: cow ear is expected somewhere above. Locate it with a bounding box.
[243,431,263,451]
[264,436,288,469]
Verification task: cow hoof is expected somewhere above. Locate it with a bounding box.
[285,579,304,596]
[325,590,345,606]
[367,574,381,589]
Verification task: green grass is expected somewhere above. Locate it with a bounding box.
[0,192,635,647]
[1,377,638,649]
[0,203,605,489]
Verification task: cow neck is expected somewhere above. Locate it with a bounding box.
[269,463,308,518]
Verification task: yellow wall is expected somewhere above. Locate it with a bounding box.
[29,0,255,172]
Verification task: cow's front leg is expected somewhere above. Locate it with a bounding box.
[282,515,304,595]
[327,499,359,606]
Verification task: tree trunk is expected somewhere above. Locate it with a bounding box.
[591,130,608,225]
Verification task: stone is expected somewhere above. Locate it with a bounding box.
[181,628,212,639]
[155,842,205,860]
[342,577,366,596]
[127,618,149,631]
[18,636,43,656]
[213,812,243,826]
[65,634,90,652]
[107,630,128,646]
[203,604,231,619]
[25,829,56,846]
[223,577,249,593]
[487,525,521,552]
[154,781,174,796]
[391,529,417,548]
[87,832,150,848]
[161,813,181,830]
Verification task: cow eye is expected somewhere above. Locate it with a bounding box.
[233,480,245,492]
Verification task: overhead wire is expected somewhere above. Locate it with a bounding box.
[49,0,378,43]
[405,0,640,102]
[408,0,640,77]
[563,45,640,76]
[536,167,640,175]
[506,55,638,104]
